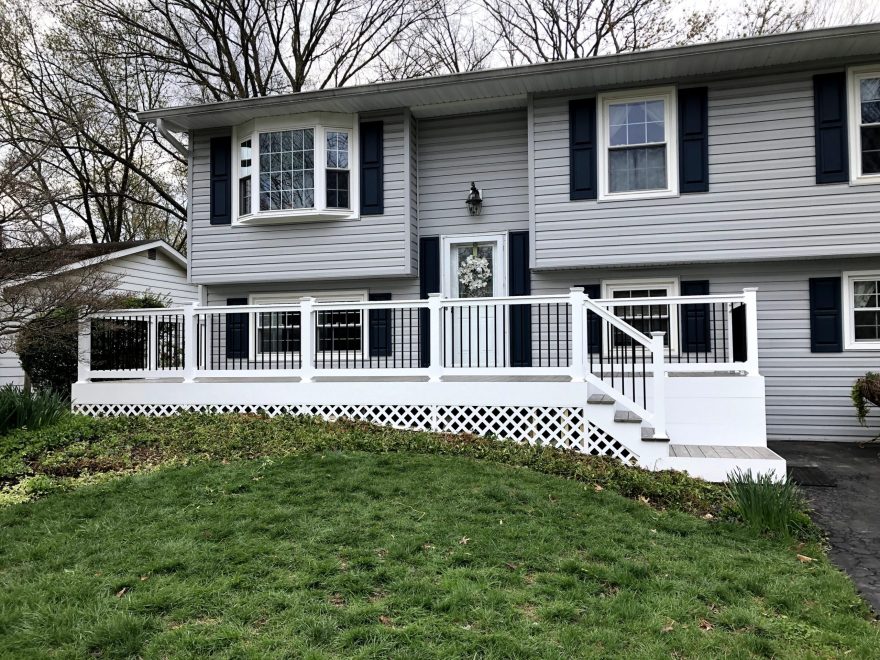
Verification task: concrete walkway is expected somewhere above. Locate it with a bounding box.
[769,441,880,613]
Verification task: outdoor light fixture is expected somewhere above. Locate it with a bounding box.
[465,182,483,216]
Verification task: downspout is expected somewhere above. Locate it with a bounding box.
[156,118,190,159]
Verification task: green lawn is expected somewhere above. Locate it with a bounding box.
[0,449,877,658]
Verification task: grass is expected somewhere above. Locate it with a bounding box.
[0,413,729,515]
[0,451,876,658]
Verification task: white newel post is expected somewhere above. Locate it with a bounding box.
[77,318,91,383]
[650,331,668,440]
[148,315,159,372]
[300,297,316,383]
[427,293,443,382]
[569,287,586,382]
[743,288,760,376]
[182,302,197,382]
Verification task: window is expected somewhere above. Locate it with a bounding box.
[849,67,880,182]
[239,139,252,216]
[844,272,880,349]
[258,129,314,211]
[598,88,678,200]
[603,279,678,350]
[326,131,350,209]
[233,116,358,221]
[251,292,367,357]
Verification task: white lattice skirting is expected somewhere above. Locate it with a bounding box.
[72,403,636,462]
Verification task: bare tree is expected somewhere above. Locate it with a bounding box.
[731,0,810,37]
[0,240,120,353]
[0,1,187,250]
[377,0,497,79]
[82,0,442,101]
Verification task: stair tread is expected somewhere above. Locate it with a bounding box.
[641,427,668,441]
[614,411,642,423]
[587,394,615,404]
[669,444,782,460]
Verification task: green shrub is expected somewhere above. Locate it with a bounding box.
[16,308,79,395]
[726,468,810,538]
[0,385,69,436]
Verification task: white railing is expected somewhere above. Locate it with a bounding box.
[78,288,761,440]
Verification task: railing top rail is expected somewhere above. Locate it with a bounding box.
[440,294,570,306]
[594,293,747,306]
[583,298,653,348]
[90,307,185,317]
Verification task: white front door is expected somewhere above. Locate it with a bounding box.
[441,234,507,368]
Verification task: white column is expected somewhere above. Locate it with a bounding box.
[300,297,316,383]
[427,293,443,382]
[650,331,668,440]
[743,287,760,376]
[148,315,158,372]
[77,318,91,383]
[569,287,586,382]
[182,302,197,382]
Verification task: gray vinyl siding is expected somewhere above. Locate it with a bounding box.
[531,72,880,269]
[532,257,880,443]
[188,111,411,284]
[418,110,529,237]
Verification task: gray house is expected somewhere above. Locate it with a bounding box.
[1,240,196,387]
[72,25,880,480]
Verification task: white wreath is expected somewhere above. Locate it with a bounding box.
[458,253,491,294]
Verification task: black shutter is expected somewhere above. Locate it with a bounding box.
[809,277,843,352]
[813,73,849,184]
[582,284,602,355]
[680,280,710,353]
[508,231,532,367]
[418,237,440,367]
[360,121,384,215]
[210,136,232,225]
[569,99,597,200]
[731,305,747,363]
[678,87,709,193]
[368,293,393,357]
[225,297,248,359]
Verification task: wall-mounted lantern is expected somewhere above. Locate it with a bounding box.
[465,182,483,216]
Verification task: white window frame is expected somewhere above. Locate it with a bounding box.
[248,290,368,360]
[232,112,360,224]
[842,270,880,350]
[847,65,880,185]
[601,277,680,354]
[597,86,679,202]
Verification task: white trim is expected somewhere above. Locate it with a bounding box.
[596,86,679,202]
[232,113,359,225]
[601,277,680,354]
[440,232,509,298]
[842,269,880,349]
[847,65,880,186]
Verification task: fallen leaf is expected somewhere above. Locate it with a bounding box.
[797,554,815,563]
[699,619,714,631]
[593,484,604,492]
[505,562,519,571]
[661,620,676,633]
[139,575,149,581]
[379,615,393,626]
[459,536,470,545]
[702,513,714,520]
[115,587,129,598]
[638,496,650,505]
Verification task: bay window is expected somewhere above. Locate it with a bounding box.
[233,115,358,222]
[848,67,880,183]
[598,88,678,200]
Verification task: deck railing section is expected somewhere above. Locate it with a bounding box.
[79,289,760,440]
